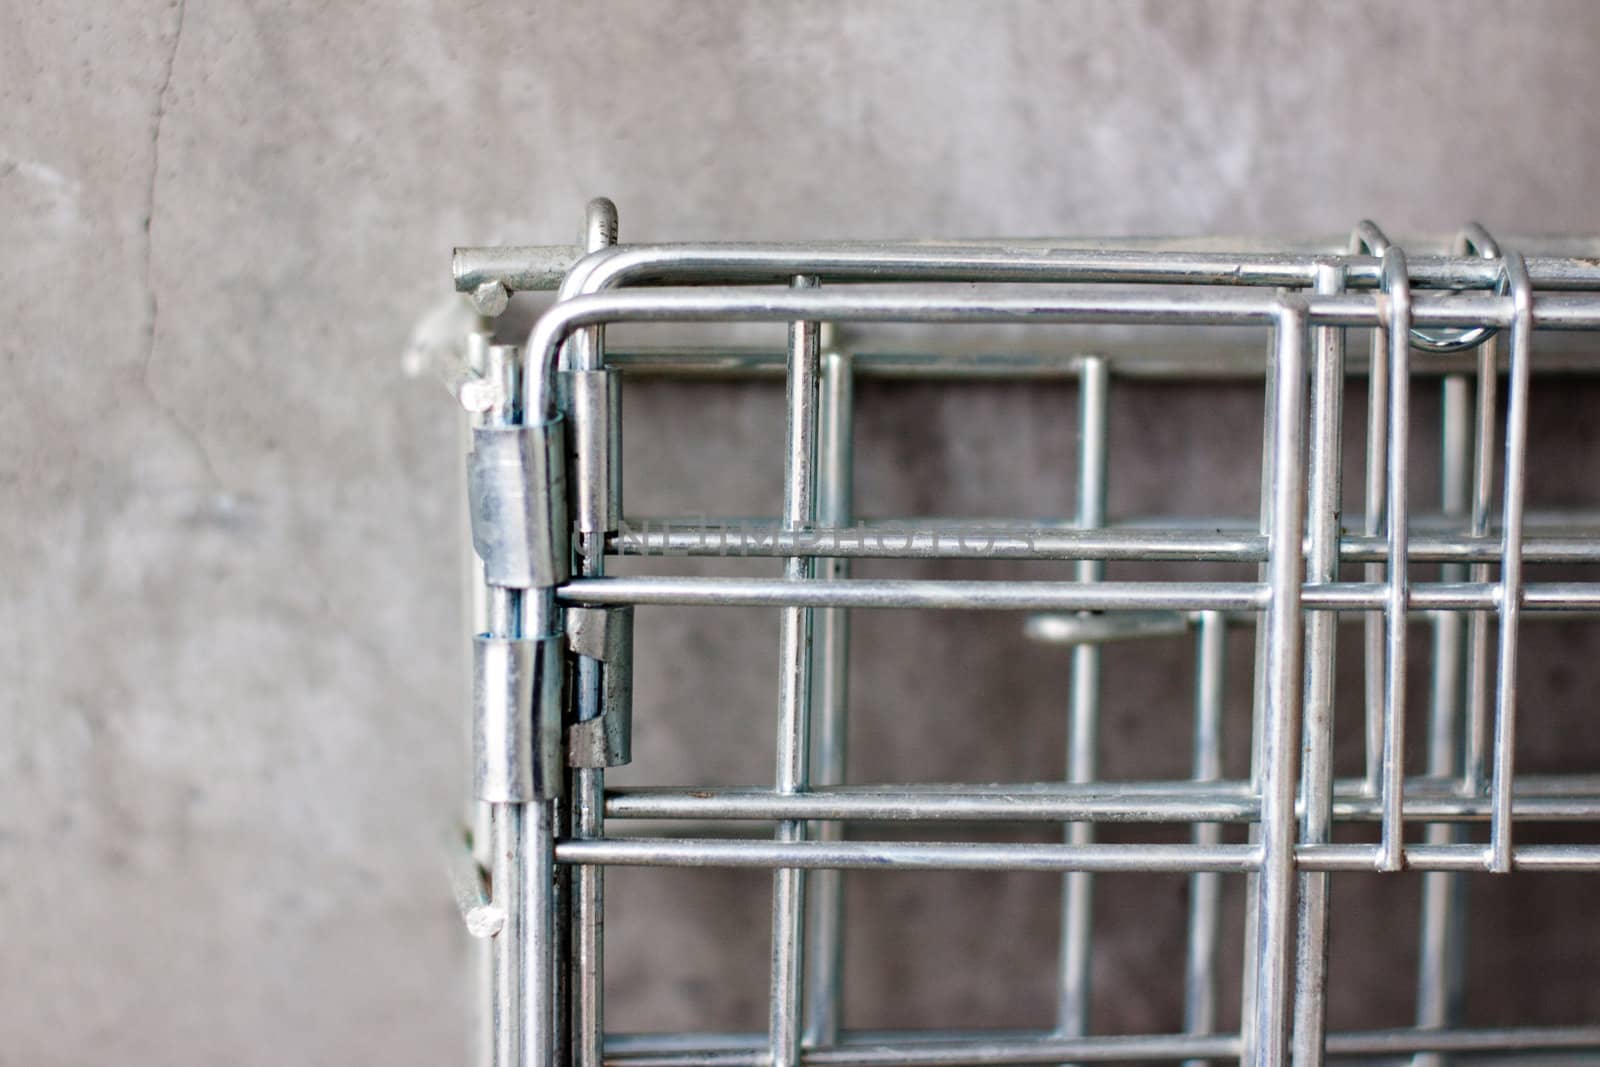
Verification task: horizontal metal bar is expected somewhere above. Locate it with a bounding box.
[1297,843,1600,872]
[599,1025,1600,1066]
[563,577,1267,611]
[1326,1025,1600,1056]
[611,521,1600,564]
[556,837,1600,874]
[557,577,1600,613]
[556,838,1260,873]
[453,243,583,292]
[455,238,1600,293]
[595,338,1600,379]
[608,785,1259,824]
[547,287,1600,343]
[604,779,1600,824]
[606,1031,1239,1066]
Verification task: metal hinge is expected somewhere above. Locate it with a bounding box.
[565,604,633,768]
[472,633,566,801]
[466,417,570,589]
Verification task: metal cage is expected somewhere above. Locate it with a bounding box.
[436,199,1600,1067]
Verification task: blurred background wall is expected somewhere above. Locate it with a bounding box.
[8,2,1600,1063]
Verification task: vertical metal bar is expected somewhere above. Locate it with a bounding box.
[1351,223,1392,804]
[1490,254,1534,873]
[1291,263,1345,1066]
[771,275,821,1067]
[482,341,528,1067]
[466,330,495,1067]
[564,197,615,1067]
[515,333,560,1067]
[1414,373,1472,1066]
[522,790,558,1067]
[1239,330,1280,1062]
[492,800,526,1067]
[1363,317,1390,794]
[518,585,558,1067]
[1184,610,1228,1067]
[1058,355,1109,1045]
[573,198,618,1067]
[1379,251,1414,874]
[1457,227,1503,800]
[1246,303,1309,1067]
[1464,331,1499,796]
[567,197,618,375]
[804,336,854,1047]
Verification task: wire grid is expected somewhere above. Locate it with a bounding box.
[449,204,1600,1067]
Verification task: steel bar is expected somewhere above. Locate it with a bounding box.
[1240,317,1278,1064]
[457,238,1600,295]
[1413,367,1472,1067]
[493,802,526,1067]
[1414,213,1499,1067]
[560,838,1261,873]
[594,1025,1600,1066]
[1244,307,1310,1066]
[480,343,530,1067]
[594,338,1600,380]
[603,779,1600,824]
[571,197,619,1067]
[1183,612,1227,1067]
[593,337,1600,380]
[1290,264,1344,1066]
[558,577,1600,613]
[1295,844,1600,872]
[524,798,558,1067]
[465,333,496,1067]
[1463,324,1501,799]
[606,1031,1242,1066]
[1379,252,1414,874]
[519,285,1600,423]
[1491,255,1535,873]
[557,838,1600,875]
[1058,355,1108,1047]
[454,243,584,293]
[770,276,821,1067]
[804,339,854,1048]
[611,521,1600,564]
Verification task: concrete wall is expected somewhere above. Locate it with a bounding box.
[8,1,1600,1063]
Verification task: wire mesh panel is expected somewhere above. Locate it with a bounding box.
[440,200,1600,1067]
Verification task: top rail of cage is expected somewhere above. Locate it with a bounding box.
[453,235,1600,294]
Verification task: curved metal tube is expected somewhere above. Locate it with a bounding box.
[521,284,1571,422]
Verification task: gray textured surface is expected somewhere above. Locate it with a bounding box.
[8,1,1600,1063]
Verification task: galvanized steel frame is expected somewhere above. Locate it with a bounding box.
[445,201,1600,1067]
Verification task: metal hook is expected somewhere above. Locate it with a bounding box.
[1408,223,1504,353]
[1350,221,1505,353]
[1350,218,1392,257]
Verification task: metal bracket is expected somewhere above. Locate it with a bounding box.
[566,605,634,768]
[473,634,566,800]
[467,418,571,589]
